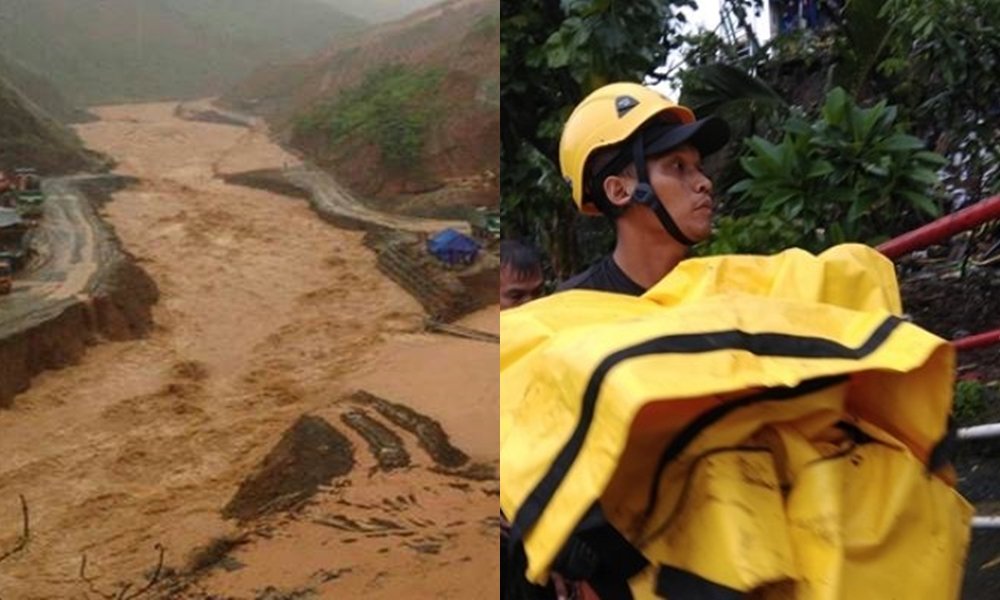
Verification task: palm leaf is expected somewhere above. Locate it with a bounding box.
[679,63,788,117]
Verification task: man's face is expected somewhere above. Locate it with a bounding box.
[500,266,543,310]
[644,144,715,242]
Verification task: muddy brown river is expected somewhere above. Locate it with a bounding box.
[0,103,498,599]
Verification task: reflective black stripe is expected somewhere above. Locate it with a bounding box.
[509,317,903,548]
[656,564,743,599]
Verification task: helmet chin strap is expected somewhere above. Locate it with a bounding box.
[629,133,696,247]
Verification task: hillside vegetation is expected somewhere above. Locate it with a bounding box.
[225,0,499,212]
[0,0,367,104]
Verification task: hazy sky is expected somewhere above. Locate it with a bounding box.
[318,0,443,23]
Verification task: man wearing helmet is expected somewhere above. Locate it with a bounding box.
[501,82,732,600]
[558,82,730,294]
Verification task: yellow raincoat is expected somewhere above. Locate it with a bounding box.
[501,245,971,599]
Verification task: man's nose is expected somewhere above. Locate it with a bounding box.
[694,171,713,195]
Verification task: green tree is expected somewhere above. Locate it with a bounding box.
[877,0,1000,202]
[675,0,999,255]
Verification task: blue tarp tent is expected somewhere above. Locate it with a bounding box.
[428,228,480,265]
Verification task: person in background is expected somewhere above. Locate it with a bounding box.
[500,239,544,310]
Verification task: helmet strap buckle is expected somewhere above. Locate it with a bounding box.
[631,183,656,207]
[628,132,697,247]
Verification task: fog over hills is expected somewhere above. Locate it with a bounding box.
[0,0,367,104]
[317,0,442,22]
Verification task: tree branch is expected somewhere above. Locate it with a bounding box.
[80,544,166,600]
[0,494,29,564]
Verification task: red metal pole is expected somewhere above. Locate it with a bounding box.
[953,329,1000,352]
[877,195,1000,260]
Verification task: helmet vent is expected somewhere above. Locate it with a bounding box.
[615,95,639,118]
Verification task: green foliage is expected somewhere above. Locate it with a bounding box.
[503,0,1000,271]
[297,65,444,171]
[680,63,788,119]
[705,88,946,254]
[954,380,987,423]
[877,0,1000,201]
[830,0,894,96]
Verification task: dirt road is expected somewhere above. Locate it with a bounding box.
[0,103,497,599]
[284,166,470,234]
[0,178,110,335]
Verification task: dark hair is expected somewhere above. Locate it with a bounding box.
[500,240,542,278]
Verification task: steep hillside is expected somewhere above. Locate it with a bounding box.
[0,0,366,104]
[0,53,92,124]
[224,0,499,216]
[0,77,105,174]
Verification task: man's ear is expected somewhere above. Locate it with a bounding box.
[602,174,634,209]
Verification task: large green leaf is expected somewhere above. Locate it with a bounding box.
[882,134,926,151]
[897,190,942,217]
[822,87,850,127]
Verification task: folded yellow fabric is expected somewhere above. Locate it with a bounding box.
[500,244,971,599]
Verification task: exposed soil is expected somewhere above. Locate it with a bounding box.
[0,102,498,599]
[386,181,499,221]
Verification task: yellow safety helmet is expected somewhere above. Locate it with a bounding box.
[559,82,728,216]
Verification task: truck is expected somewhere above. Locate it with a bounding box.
[0,208,31,276]
[0,170,16,210]
[0,260,11,295]
[13,167,44,220]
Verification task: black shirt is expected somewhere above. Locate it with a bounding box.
[557,255,646,296]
